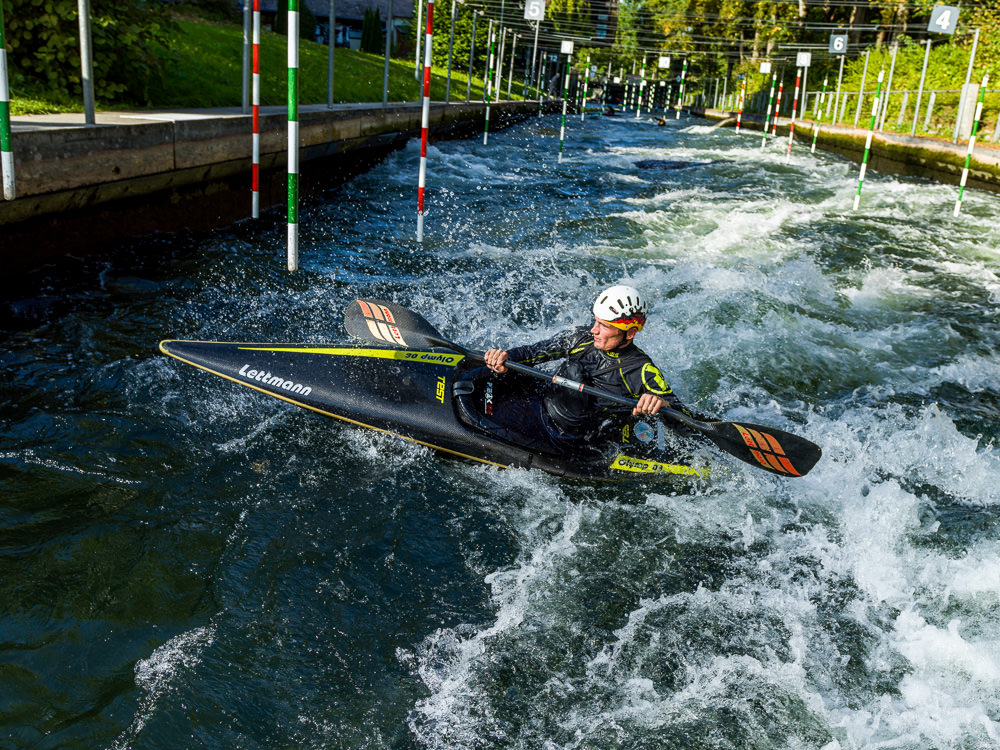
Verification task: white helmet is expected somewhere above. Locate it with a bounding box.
[593,285,647,332]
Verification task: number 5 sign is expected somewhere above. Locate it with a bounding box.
[524,0,545,20]
[928,5,959,34]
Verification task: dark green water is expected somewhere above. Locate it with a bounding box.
[3,111,1000,749]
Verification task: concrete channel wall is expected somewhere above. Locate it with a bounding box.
[0,100,550,276]
[694,106,1000,196]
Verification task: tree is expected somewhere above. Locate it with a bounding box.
[361,7,384,54]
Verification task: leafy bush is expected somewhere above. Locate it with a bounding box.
[3,0,174,106]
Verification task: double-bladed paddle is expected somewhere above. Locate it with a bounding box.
[344,298,822,477]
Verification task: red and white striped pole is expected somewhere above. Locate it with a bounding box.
[786,67,801,160]
[416,0,434,242]
[251,0,260,217]
[772,79,783,137]
[734,79,746,134]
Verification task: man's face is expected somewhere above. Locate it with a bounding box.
[590,317,631,351]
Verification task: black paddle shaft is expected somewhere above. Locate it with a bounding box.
[344,299,822,477]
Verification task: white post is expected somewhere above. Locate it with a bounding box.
[77,0,96,125]
[952,28,980,143]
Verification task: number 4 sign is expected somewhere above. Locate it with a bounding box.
[928,5,959,34]
[524,0,545,21]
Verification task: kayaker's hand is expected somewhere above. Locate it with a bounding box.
[484,349,509,373]
[633,393,665,417]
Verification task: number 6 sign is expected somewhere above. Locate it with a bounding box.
[524,0,545,20]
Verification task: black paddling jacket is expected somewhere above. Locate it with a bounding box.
[506,326,705,434]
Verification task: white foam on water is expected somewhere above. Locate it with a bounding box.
[111,625,216,748]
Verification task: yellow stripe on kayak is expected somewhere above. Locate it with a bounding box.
[609,454,708,477]
[237,346,465,366]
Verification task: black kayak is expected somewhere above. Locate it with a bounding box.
[159,339,711,481]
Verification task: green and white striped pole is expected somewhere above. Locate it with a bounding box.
[810,77,828,154]
[760,72,776,150]
[0,0,14,200]
[954,74,988,216]
[853,69,884,212]
[557,40,572,163]
[287,0,299,270]
[580,54,590,120]
[636,56,646,119]
[675,58,687,119]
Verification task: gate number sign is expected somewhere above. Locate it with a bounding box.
[928,5,959,34]
[828,34,847,54]
[524,0,545,21]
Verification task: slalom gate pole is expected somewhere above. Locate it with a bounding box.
[558,50,570,163]
[444,0,455,103]
[581,54,590,120]
[771,79,783,137]
[760,72,776,149]
[327,0,334,107]
[675,58,687,119]
[0,0,15,200]
[483,23,495,144]
[537,55,545,117]
[853,69,884,211]
[251,0,260,217]
[413,0,422,82]
[810,77,828,154]
[911,39,931,136]
[954,74,988,216]
[832,54,845,125]
[786,68,801,160]
[734,79,746,134]
[466,10,475,102]
[416,0,434,241]
[494,28,506,104]
[382,0,394,105]
[506,33,516,100]
[636,57,646,119]
[287,0,299,271]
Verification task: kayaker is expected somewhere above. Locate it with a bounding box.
[483,285,707,441]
